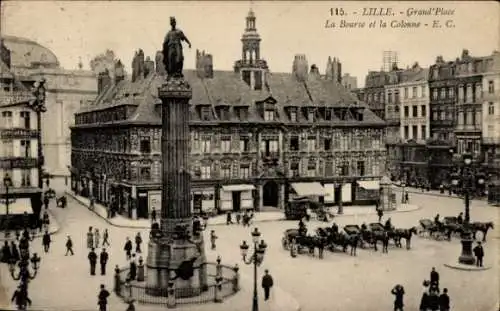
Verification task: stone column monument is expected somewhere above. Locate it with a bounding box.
[146,16,207,298]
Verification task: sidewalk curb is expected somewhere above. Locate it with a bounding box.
[392,185,488,201]
[444,262,492,271]
[66,191,422,230]
[0,209,61,242]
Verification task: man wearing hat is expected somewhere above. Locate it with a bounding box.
[261,269,274,301]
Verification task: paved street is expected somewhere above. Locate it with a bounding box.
[0,191,498,311]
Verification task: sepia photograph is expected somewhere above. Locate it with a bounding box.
[0,1,498,311]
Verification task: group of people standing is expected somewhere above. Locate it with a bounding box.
[391,267,451,311]
[226,210,254,227]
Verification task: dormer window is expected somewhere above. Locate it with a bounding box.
[264,110,274,121]
[201,106,211,121]
[237,107,248,120]
[308,110,315,122]
[290,110,297,122]
[325,108,332,121]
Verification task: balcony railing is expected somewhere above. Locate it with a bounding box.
[455,124,482,132]
[0,157,38,169]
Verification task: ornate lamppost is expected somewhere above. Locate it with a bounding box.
[2,174,13,237]
[450,153,485,265]
[240,228,267,311]
[9,252,41,284]
[30,78,47,189]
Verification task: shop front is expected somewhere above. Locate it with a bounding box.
[0,188,42,229]
[220,184,255,212]
[354,180,380,205]
[191,187,216,215]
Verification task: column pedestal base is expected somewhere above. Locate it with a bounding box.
[146,236,207,298]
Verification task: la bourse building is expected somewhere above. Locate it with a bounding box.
[70,12,387,219]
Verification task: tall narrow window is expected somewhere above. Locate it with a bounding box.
[356,161,365,176]
[421,105,426,117]
[240,165,250,179]
[264,110,274,121]
[412,87,417,98]
[289,111,297,122]
[412,126,418,140]
[201,165,211,179]
[20,140,31,158]
[1,111,13,127]
[488,102,495,115]
[201,137,211,153]
[140,137,151,153]
[421,125,427,140]
[20,111,31,129]
[221,137,231,153]
[239,137,249,152]
[488,80,495,94]
[21,169,31,187]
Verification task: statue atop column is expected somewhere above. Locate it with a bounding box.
[162,17,192,79]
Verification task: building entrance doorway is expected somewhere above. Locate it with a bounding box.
[263,181,279,207]
[232,191,241,212]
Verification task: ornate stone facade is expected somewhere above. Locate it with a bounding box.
[70,11,386,219]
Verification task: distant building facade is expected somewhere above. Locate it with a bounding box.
[341,73,357,90]
[2,35,97,189]
[70,11,387,219]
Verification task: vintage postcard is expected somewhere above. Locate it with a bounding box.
[0,1,498,311]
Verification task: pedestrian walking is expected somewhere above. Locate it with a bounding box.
[430,267,440,291]
[87,227,94,249]
[419,290,430,311]
[1,241,11,263]
[135,232,142,253]
[102,229,110,247]
[94,228,100,248]
[226,212,233,225]
[42,211,50,230]
[100,248,109,276]
[98,284,110,311]
[210,230,218,250]
[439,288,450,311]
[391,284,405,311]
[151,207,157,222]
[473,242,484,267]
[42,230,51,253]
[88,248,98,276]
[129,254,137,280]
[377,207,384,222]
[236,212,241,225]
[193,216,201,236]
[261,269,274,301]
[124,237,133,260]
[405,191,409,203]
[65,235,74,256]
[89,196,95,210]
[43,195,50,209]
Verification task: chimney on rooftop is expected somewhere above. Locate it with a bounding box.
[196,49,214,79]
[98,69,112,95]
[114,60,125,84]
[292,54,308,82]
[144,56,155,77]
[461,49,470,59]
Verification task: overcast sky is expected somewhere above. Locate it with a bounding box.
[1,1,498,86]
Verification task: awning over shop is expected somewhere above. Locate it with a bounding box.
[291,182,326,196]
[222,184,255,192]
[357,180,380,190]
[0,198,33,215]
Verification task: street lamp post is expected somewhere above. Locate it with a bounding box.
[30,78,47,190]
[239,228,267,311]
[2,174,13,236]
[9,252,41,284]
[450,153,485,265]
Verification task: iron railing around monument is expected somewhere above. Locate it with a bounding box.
[115,262,239,306]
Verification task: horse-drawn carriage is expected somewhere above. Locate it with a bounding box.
[282,229,300,250]
[418,218,448,240]
[369,223,385,232]
[344,225,361,236]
